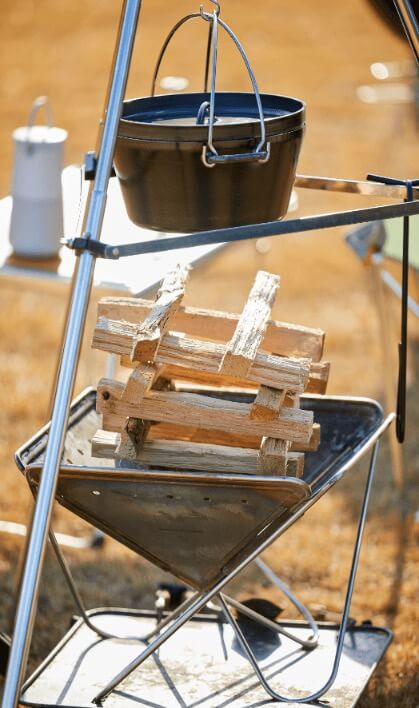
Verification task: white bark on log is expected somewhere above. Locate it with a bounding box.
[93,321,311,394]
[97,296,325,361]
[92,430,306,478]
[131,264,189,362]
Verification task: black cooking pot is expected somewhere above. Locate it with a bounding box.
[114,91,305,233]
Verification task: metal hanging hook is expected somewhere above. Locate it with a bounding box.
[367,172,419,444]
[201,11,269,166]
[200,0,220,20]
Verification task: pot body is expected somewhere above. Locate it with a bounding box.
[114,92,305,232]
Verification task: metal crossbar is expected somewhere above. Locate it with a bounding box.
[64,198,419,260]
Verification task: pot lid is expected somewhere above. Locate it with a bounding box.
[151,115,256,126]
[118,92,305,144]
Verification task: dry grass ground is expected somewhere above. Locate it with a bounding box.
[0,0,418,705]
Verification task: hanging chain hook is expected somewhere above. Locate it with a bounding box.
[200,0,220,20]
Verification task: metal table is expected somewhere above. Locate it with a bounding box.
[19,610,392,708]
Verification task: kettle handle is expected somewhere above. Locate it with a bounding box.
[24,96,54,152]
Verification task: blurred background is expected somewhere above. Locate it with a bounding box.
[0,1,417,705]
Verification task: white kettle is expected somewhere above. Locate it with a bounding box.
[9,96,67,258]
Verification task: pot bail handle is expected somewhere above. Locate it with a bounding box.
[150,12,214,96]
[200,7,270,168]
[150,2,269,167]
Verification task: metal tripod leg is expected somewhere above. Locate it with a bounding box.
[92,426,389,706]
[46,179,104,550]
[217,441,381,704]
[1,3,143,706]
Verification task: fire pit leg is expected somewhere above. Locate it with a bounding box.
[45,522,200,643]
[219,594,318,650]
[217,440,381,704]
[255,557,320,638]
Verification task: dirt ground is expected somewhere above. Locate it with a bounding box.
[0,0,418,705]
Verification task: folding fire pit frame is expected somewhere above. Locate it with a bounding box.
[2,0,417,706]
[14,388,394,705]
[83,412,395,705]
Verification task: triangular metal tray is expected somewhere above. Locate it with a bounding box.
[16,389,383,591]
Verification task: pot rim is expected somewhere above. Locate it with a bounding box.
[118,91,305,144]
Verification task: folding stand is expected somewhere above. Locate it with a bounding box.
[2,1,418,706]
[14,388,393,705]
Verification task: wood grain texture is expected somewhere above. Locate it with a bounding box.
[118,358,329,395]
[102,412,124,432]
[94,322,311,393]
[121,363,160,403]
[97,379,314,443]
[131,264,189,362]
[92,429,122,458]
[257,438,288,475]
[116,417,149,458]
[92,430,305,477]
[286,452,305,478]
[307,362,330,394]
[257,438,304,477]
[220,271,279,377]
[97,297,324,361]
[250,386,285,421]
[101,414,321,453]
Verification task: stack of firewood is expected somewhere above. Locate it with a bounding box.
[91,265,329,478]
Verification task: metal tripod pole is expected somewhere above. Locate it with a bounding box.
[393,0,419,65]
[1,2,142,705]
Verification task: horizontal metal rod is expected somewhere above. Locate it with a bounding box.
[68,198,419,260]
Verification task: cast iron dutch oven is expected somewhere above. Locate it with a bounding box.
[114,2,306,233]
[114,91,305,233]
